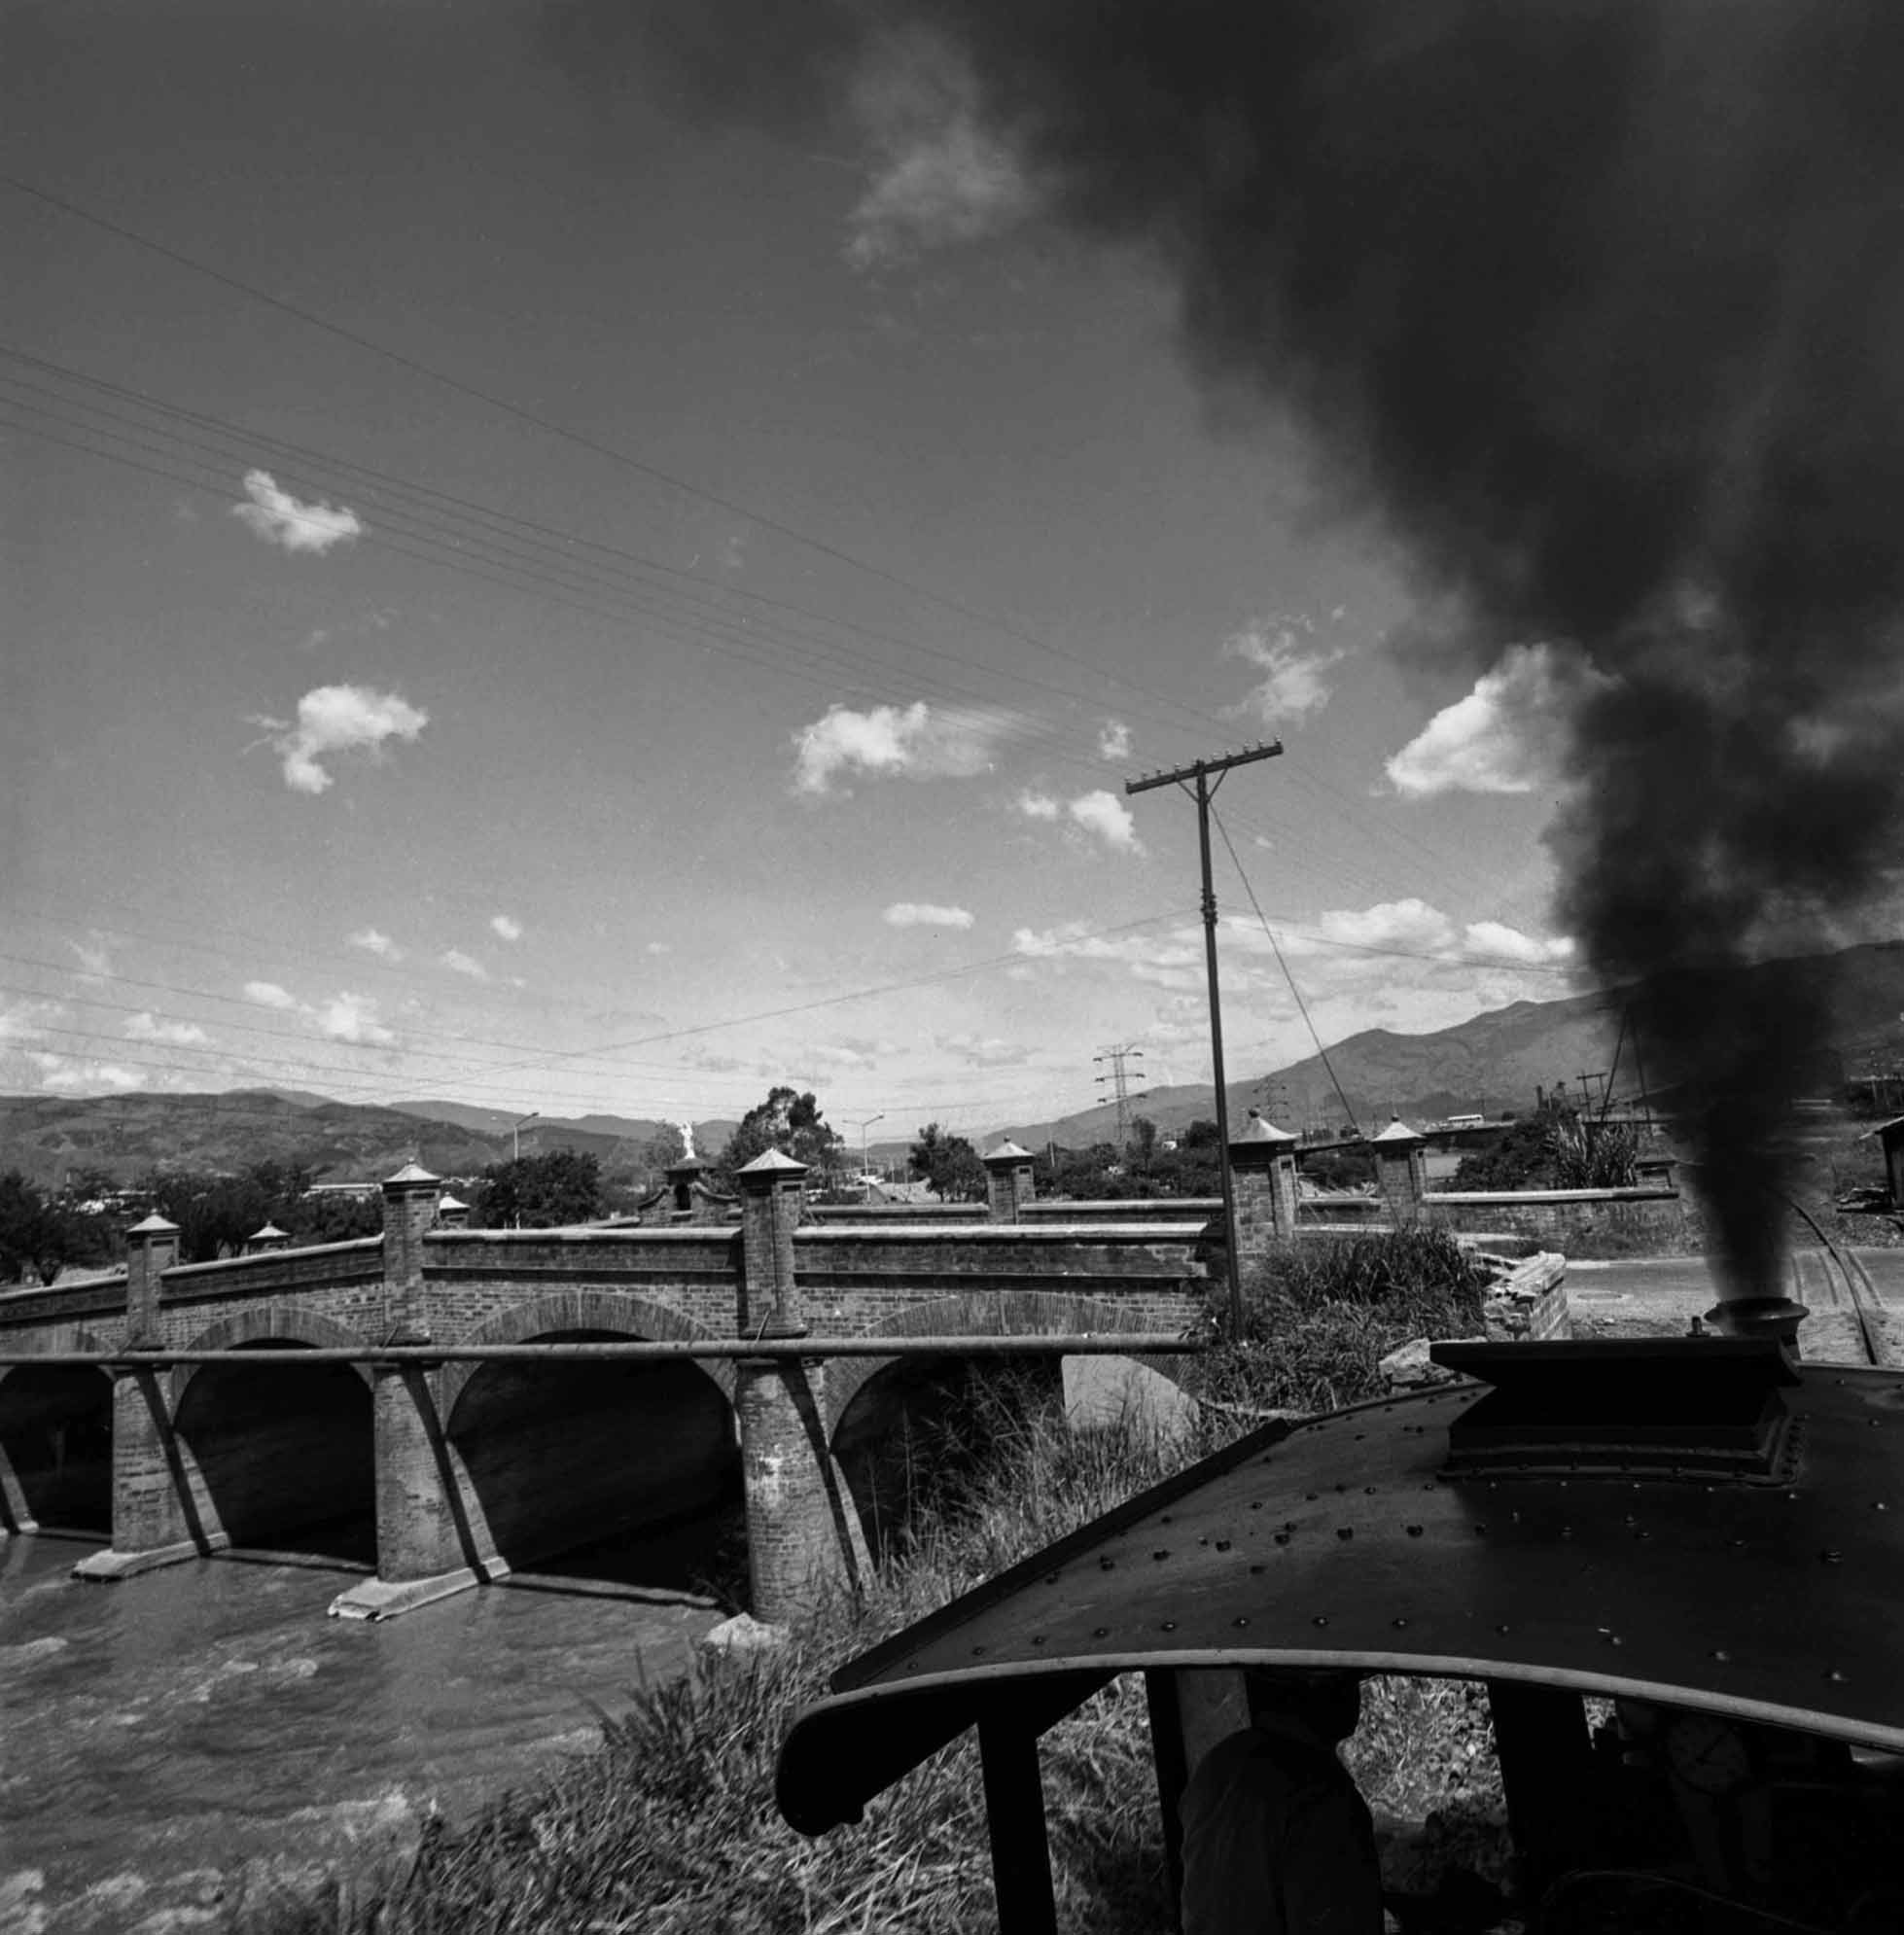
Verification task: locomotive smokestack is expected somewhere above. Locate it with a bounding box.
[568,2,1904,1327]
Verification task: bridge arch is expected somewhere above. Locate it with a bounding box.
[441,1292,740,1591]
[826,1291,1195,1563]
[171,1305,375,1403]
[438,1291,734,1417]
[168,1304,376,1562]
[0,1329,116,1534]
[824,1289,1188,1439]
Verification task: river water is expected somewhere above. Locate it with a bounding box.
[0,1533,721,1934]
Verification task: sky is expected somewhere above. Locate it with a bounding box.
[0,0,1587,1143]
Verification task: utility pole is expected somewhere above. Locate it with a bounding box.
[1127,740,1283,1337]
[1093,1043,1146,1145]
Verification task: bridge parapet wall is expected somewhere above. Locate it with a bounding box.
[147,1238,387,1346]
[1020,1198,1222,1225]
[0,1284,129,1339]
[793,1221,1213,1334]
[419,1226,743,1341]
[1424,1187,1683,1249]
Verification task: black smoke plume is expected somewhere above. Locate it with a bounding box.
[552,0,1904,1299]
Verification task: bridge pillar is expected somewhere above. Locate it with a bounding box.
[375,1366,476,1571]
[75,1215,205,1579]
[380,1162,441,1338]
[1371,1119,1427,1225]
[73,1367,213,1580]
[1229,1111,1299,1258]
[735,1151,866,1622]
[330,1365,494,1620]
[123,1212,179,1344]
[982,1141,1037,1222]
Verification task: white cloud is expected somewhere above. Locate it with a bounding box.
[1015,790,1061,822]
[348,927,403,961]
[313,993,395,1045]
[939,1031,1025,1068]
[793,700,1020,795]
[1224,617,1344,727]
[441,950,489,980]
[645,940,671,956]
[490,914,523,942]
[1067,790,1143,852]
[239,979,403,1048]
[255,683,428,795]
[231,470,364,554]
[68,937,113,980]
[0,999,65,1044]
[883,901,975,930]
[29,1051,142,1093]
[803,1041,876,1070]
[1097,720,1133,761]
[123,1012,210,1046]
[1385,642,1606,797]
[1463,921,1576,967]
[845,32,1040,270]
[1314,898,1456,955]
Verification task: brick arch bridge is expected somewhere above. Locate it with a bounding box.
[0,1151,1228,1620]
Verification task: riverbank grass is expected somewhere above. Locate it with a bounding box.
[233,1234,1502,1933]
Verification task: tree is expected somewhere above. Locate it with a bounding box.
[135,1167,284,1263]
[909,1123,988,1203]
[475,1149,605,1229]
[715,1087,843,1189]
[282,1192,384,1246]
[0,1172,68,1284]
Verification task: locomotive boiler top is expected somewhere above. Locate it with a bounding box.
[777,1337,1904,1837]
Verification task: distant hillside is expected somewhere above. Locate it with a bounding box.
[13,941,1901,1179]
[391,1101,737,1158]
[0,1091,510,1188]
[1002,940,1904,1148]
[0,1089,749,1189]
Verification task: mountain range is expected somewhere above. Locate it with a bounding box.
[0,1090,738,1190]
[7,940,1901,1183]
[997,939,1904,1149]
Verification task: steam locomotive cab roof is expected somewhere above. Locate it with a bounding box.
[778,1338,1904,1836]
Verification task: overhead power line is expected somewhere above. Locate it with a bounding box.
[1210,805,1363,1142]
[0,174,1242,745]
[0,179,1560,927]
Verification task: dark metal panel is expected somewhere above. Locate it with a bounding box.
[777,1359,1904,1836]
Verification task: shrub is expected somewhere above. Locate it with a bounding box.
[1196,1229,1489,1412]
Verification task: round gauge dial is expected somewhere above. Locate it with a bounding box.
[1662,1712,1755,1795]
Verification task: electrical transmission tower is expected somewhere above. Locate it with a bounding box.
[1094,1044,1146,1144]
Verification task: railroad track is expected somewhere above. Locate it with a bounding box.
[1780,1192,1894,1368]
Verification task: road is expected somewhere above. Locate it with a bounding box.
[1566,1248,1904,1362]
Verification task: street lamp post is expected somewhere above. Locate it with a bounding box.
[511,1111,540,1162]
[854,1114,885,1199]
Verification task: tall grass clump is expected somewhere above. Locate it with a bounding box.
[1197,1228,1490,1413]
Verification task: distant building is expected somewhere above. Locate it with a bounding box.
[1861,1116,1904,1207]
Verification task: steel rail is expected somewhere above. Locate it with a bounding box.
[1777,1189,1888,1368]
[0,1334,1198,1369]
